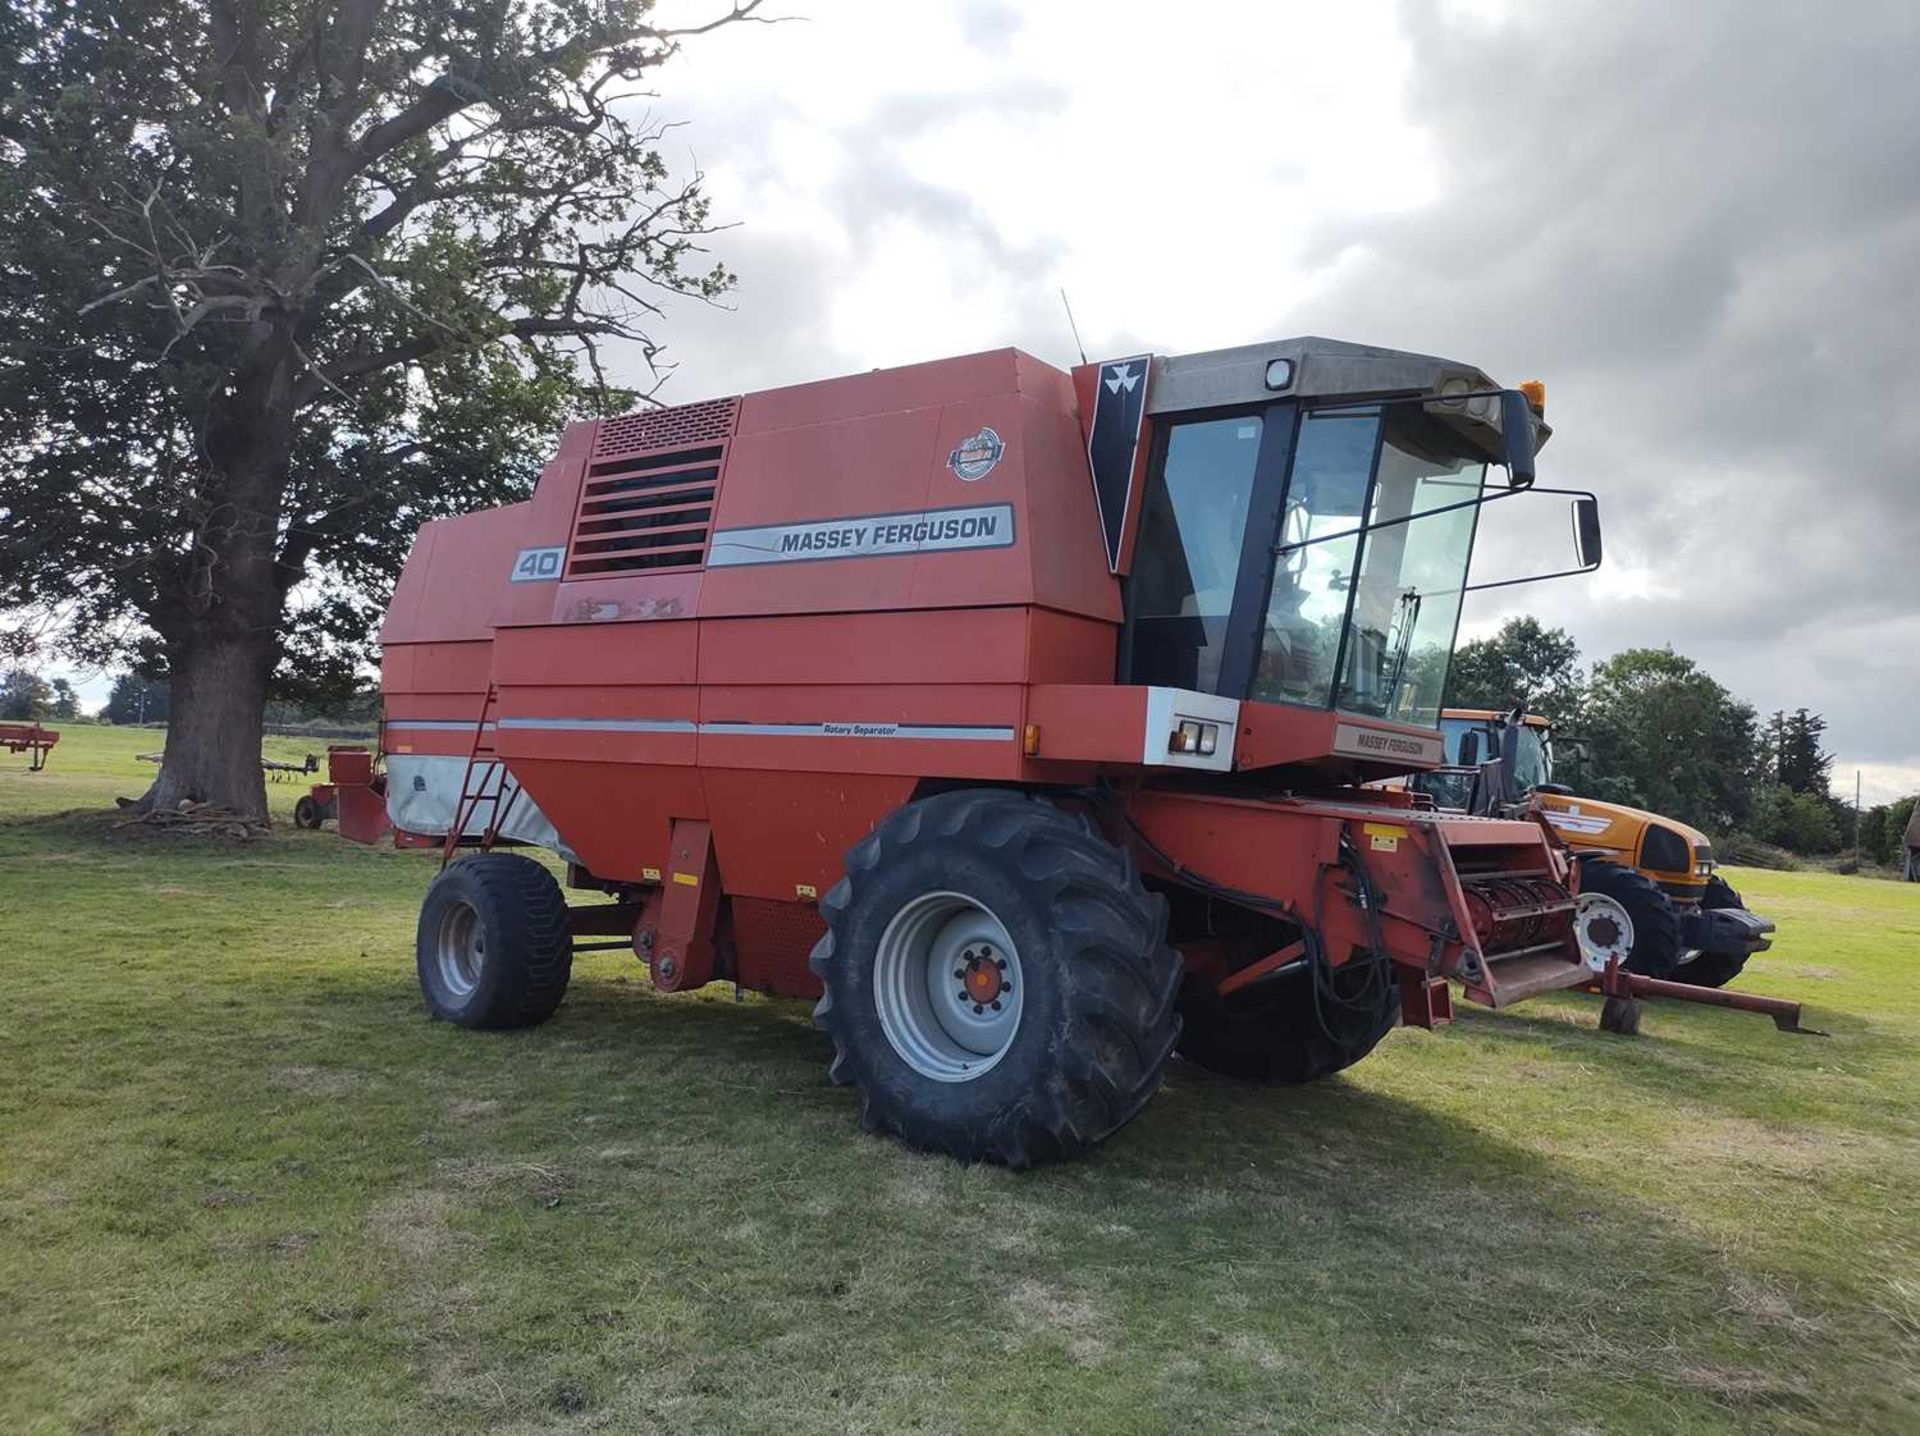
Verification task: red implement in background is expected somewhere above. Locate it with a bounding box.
[0,723,58,771]
[294,745,391,844]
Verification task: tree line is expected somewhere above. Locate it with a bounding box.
[0,669,382,731]
[1447,617,1916,865]
[0,667,81,722]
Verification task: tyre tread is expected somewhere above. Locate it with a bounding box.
[810,789,1181,1168]
[418,853,572,1029]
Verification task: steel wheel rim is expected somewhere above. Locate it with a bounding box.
[873,891,1023,1083]
[437,900,484,999]
[1575,892,1634,971]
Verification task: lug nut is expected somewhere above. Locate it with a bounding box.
[972,1003,984,1015]
[990,999,1002,1011]
[956,990,970,1002]
[995,958,1007,971]
[953,968,965,980]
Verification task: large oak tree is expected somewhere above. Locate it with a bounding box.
[0,0,758,817]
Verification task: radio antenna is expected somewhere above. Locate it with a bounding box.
[1059,288,1089,367]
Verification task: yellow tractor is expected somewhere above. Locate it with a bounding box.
[1423,708,1775,988]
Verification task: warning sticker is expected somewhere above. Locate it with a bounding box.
[1364,822,1407,854]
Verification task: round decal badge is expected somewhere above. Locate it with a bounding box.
[946,426,1004,482]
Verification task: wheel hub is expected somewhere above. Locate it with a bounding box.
[436,899,485,998]
[873,892,1024,1083]
[1575,892,1634,972]
[958,947,1006,1007]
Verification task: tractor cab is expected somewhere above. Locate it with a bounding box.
[1426,708,1567,810]
[1103,338,1600,777]
[1442,709,1558,784]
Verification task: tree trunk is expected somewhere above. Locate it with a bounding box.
[140,629,274,820]
[136,341,296,825]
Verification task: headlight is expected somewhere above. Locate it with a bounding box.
[1169,719,1220,757]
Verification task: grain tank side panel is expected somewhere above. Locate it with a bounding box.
[696,607,1034,686]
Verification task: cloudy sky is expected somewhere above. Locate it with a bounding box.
[42,2,1912,802]
[614,0,1919,801]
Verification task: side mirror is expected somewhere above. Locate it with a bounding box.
[1500,389,1536,489]
[1460,483,1602,596]
[1458,730,1481,767]
[1573,495,1603,569]
[1497,714,1522,793]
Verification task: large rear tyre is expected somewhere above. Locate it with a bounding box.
[1574,860,1682,979]
[1177,956,1399,1084]
[416,853,572,1029]
[809,789,1182,1169]
[1672,874,1752,989]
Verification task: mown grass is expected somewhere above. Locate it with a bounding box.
[1,725,1916,1434]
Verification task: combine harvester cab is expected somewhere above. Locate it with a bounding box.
[372,336,1809,1167]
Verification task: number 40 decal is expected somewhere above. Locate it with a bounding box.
[510,546,566,583]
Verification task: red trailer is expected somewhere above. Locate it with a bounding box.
[0,722,59,771]
[367,336,1806,1166]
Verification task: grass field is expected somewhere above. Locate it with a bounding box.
[2,725,1916,1434]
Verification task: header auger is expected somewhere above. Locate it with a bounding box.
[331,335,1810,1165]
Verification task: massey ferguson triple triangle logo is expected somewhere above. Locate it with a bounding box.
[1087,354,1152,573]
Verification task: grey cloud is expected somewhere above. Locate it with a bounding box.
[620,0,1919,789]
[613,225,867,399]
[858,75,1069,138]
[620,69,1074,391]
[1289,0,1920,774]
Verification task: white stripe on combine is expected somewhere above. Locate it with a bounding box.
[471,717,1017,742]
[403,716,1016,742]
[700,721,1014,742]
[497,716,697,734]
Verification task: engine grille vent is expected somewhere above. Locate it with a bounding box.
[594,396,739,457]
[566,442,725,577]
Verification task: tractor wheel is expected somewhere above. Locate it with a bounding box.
[293,794,324,829]
[1573,860,1681,979]
[1176,954,1399,1084]
[1672,874,1751,989]
[416,853,572,1029]
[808,789,1182,1169]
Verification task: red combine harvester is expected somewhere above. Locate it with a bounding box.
[364,337,1809,1166]
[0,722,59,771]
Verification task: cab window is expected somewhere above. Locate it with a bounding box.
[1126,415,1262,692]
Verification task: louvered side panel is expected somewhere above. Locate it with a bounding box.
[567,398,741,577]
